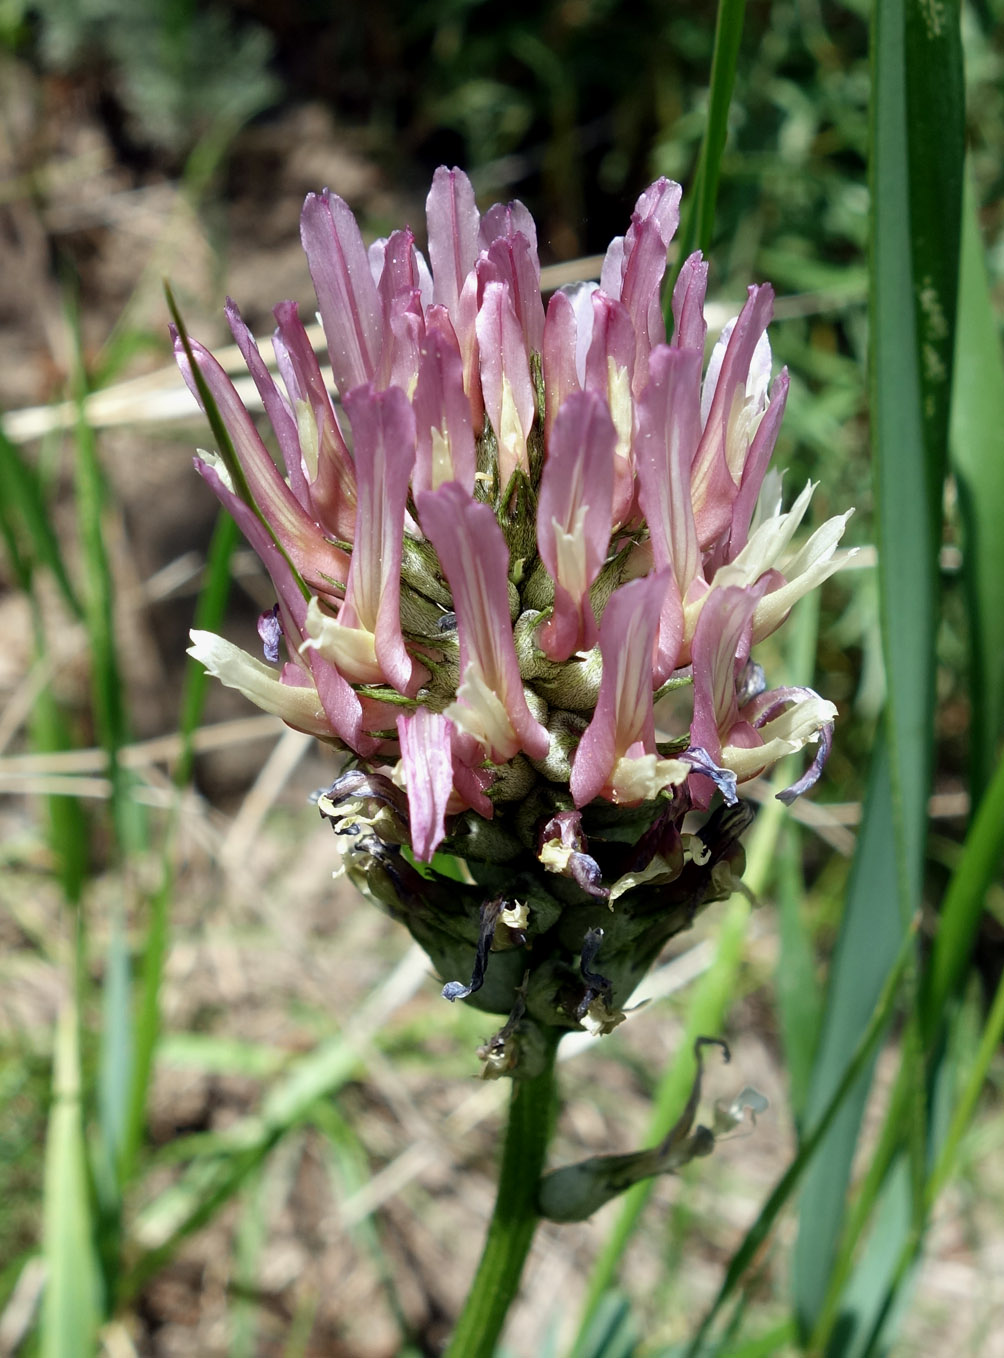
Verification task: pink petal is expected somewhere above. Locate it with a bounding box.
[417,482,549,762]
[635,345,703,681]
[195,456,374,754]
[225,300,305,503]
[272,300,357,541]
[476,280,535,488]
[584,293,636,526]
[671,252,709,355]
[300,189,383,395]
[536,391,615,661]
[478,232,545,355]
[727,368,790,558]
[341,385,419,694]
[570,571,670,806]
[413,313,476,496]
[690,285,775,547]
[619,215,671,383]
[480,198,538,254]
[542,289,582,445]
[397,709,455,860]
[689,584,766,758]
[177,333,349,592]
[427,166,481,320]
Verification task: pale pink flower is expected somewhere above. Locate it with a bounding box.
[182,165,848,869]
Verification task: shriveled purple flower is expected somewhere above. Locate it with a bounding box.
[181,167,851,1070]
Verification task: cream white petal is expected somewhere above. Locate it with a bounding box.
[187,630,333,736]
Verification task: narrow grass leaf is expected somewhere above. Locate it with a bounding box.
[313,1100,413,1351]
[792,740,901,1329]
[120,508,238,1182]
[41,1002,103,1358]
[27,651,90,904]
[950,170,1004,801]
[921,746,1004,1048]
[98,902,133,1204]
[774,822,819,1128]
[176,508,240,785]
[672,0,746,277]
[68,305,146,856]
[0,427,82,617]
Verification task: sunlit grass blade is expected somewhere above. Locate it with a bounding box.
[672,0,746,275]
[41,1001,103,1358]
[950,170,1004,802]
[682,922,917,1358]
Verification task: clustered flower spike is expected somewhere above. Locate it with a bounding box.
[182,168,851,1073]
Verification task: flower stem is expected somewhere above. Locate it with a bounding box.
[444,1033,561,1358]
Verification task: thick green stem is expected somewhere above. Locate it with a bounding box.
[444,1034,560,1358]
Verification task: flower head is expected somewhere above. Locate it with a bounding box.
[181,168,850,1066]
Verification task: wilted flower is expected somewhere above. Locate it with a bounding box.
[180,167,849,1073]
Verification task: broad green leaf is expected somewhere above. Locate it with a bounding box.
[792,0,964,1339]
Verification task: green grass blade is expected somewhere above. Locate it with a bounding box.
[682,923,916,1358]
[774,822,820,1128]
[27,644,90,905]
[921,745,1004,1040]
[98,904,133,1204]
[68,326,146,857]
[791,740,903,1334]
[807,751,1004,1350]
[0,426,82,617]
[175,508,240,785]
[950,170,1004,801]
[673,0,746,272]
[569,892,751,1354]
[792,0,964,1335]
[118,508,238,1187]
[41,1002,103,1358]
[571,595,818,1351]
